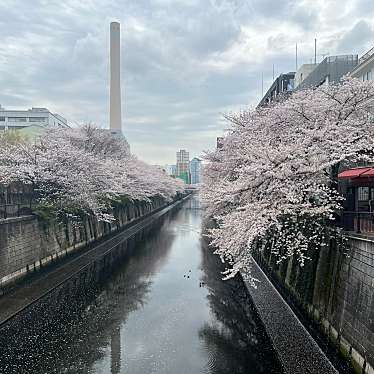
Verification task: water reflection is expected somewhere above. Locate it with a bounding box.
[0,214,177,374]
[0,196,283,374]
[199,235,283,374]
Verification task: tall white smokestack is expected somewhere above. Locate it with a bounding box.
[110,21,122,133]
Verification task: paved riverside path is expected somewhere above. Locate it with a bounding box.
[244,257,338,374]
[0,197,189,326]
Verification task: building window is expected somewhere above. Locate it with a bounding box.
[29,117,46,122]
[358,187,369,201]
[287,79,294,91]
[0,117,4,121]
[8,117,26,122]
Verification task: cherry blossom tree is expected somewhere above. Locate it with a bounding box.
[202,77,374,285]
[0,126,184,222]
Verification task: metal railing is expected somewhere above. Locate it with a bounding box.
[340,211,374,233]
[296,55,358,90]
[0,184,35,220]
[359,47,374,65]
[0,203,33,220]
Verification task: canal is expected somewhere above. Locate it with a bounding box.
[0,196,284,374]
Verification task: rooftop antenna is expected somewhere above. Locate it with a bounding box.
[296,43,298,71]
[314,38,317,65]
[272,64,275,81]
[261,72,264,97]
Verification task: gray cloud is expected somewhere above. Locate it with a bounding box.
[0,0,373,164]
[337,20,374,54]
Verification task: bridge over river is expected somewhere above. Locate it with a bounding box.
[0,195,350,374]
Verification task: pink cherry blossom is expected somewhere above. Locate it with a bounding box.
[202,77,374,284]
[0,125,184,222]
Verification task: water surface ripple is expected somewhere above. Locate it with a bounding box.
[0,196,283,374]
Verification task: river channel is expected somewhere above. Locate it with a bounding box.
[0,195,284,374]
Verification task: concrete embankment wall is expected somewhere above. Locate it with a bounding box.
[0,196,172,291]
[254,234,374,374]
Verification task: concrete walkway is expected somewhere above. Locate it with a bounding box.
[244,257,338,374]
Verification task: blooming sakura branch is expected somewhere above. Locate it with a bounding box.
[202,78,374,284]
[0,126,184,222]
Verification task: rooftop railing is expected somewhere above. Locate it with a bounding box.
[359,47,374,65]
[296,55,358,90]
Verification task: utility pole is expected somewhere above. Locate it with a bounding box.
[261,72,264,97]
[272,64,275,82]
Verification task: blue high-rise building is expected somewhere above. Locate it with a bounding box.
[190,157,202,184]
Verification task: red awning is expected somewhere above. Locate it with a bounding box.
[360,168,374,177]
[338,167,373,179]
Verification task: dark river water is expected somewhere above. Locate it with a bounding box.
[0,195,283,374]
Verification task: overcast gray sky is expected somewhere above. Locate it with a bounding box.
[0,0,373,164]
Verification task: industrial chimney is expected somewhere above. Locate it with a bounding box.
[110,21,122,133]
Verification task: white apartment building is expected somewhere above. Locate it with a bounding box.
[0,105,68,131]
[164,164,177,176]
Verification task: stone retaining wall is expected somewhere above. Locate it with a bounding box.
[254,234,374,374]
[0,196,170,290]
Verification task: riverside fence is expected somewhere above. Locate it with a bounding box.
[0,184,34,220]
